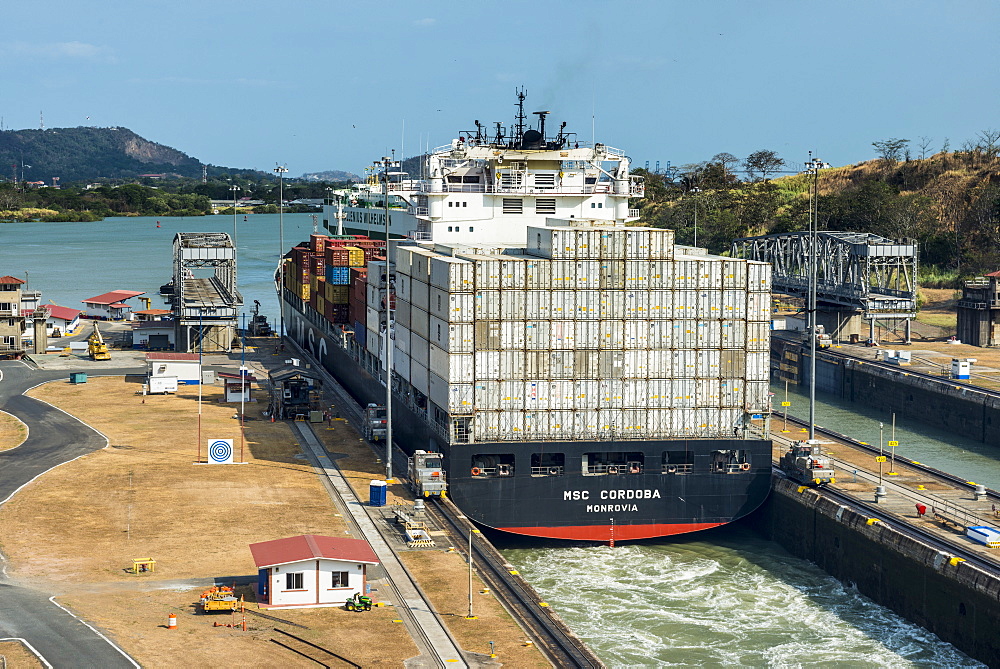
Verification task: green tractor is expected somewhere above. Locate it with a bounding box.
[345,592,372,612]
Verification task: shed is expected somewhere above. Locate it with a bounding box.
[43,304,82,336]
[146,352,201,384]
[250,535,379,609]
[82,290,145,319]
[219,369,256,403]
[133,320,176,350]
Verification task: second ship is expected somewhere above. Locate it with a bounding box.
[278,92,774,541]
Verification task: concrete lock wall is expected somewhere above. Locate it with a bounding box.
[748,478,1000,666]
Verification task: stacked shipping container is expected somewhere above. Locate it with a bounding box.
[390,224,772,443]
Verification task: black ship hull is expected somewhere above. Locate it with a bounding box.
[282,290,772,542]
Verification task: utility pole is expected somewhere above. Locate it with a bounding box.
[803,155,829,441]
[274,164,288,340]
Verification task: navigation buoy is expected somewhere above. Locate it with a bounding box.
[244,215,248,222]
[156,220,161,228]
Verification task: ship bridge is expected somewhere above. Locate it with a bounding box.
[731,231,918,342]
[172,232,243,352]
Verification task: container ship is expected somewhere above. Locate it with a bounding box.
[278,93,773,541]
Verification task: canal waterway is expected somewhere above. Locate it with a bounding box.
[2,215,987,667]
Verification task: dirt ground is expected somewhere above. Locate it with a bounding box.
[912,288,960,340]
[0,640,45,668]
[0,410,27,452]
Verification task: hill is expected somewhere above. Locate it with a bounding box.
[301,169,361,182]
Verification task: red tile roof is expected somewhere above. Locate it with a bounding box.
[44,304,81,321]
[0,276,26,285]
[250,535,379,568]
[145,352,200,361]
[134,309,172,315]
[984,271,1000,278]
[82,290,145,305]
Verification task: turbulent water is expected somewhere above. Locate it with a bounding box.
[4,214,987,667]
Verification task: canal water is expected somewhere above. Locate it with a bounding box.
[2,216,987,667]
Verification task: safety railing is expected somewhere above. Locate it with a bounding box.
[530,466,565,476]
[661,463,694,474]
[586,462,643,475]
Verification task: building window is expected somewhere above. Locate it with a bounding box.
[285,572,304,589]
[469,226,474,232]
[462,201,468,207]
[448,201,453,207]
[536,198,556,215]
[502,198,523,214]
[331,571,350,587]
[448,226,453,232]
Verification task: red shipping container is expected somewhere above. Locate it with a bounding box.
[310,233,329,254]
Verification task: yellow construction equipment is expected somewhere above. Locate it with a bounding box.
[199,586,243,612]
[88,322,111,360]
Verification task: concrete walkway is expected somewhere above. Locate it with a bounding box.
[292,422,469,668]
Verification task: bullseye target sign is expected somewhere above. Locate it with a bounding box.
[208,439,234,464]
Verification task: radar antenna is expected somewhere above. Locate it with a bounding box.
[514,87,527,141]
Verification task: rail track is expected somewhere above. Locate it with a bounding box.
[426,496,605,668]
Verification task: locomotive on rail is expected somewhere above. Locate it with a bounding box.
[779,441,836,485]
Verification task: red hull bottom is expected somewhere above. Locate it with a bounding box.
[498,522,727,542]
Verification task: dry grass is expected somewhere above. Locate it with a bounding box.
[0,376,346,583]
[0,640,45,667]
[60,585,417,668]
[0,410,27,451]
[401,551,550,667]
[916,288,960,330]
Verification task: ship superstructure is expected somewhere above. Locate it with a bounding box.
[285,93,773,541]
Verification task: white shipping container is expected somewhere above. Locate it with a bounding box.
[600,290,624,319]
[408,247,436,281]
[394,324,411,357]
[721,290,746,319]
[673,408,697,436]
[574,409,600,438]
[624,320,649,349]
[696,290,723,319]
[573,379,599,410]
[599,260,626,290]
[395,273,411,302]
[621,409,649,437]
[395,299,411,329]
[695,320,722,348]
[410,360,429,395]
[599,350,625,378]
[649,229,675,260]
[747,261,772,292]
[648,378,673,408]
[429,346,474,383]
[647,260,670,290]
[524,351,549,378]
[720,408,744,434]
[430,256,474,292]
[500,258,526,289]
[574,350,600,379]
[474,380,501,410]
[550,320,575,349]
[393,246,413,277]
[575,290,599,319]
[549,260,575,289]
[625,228,651,259]
[624,291,649,319]
[696,379,721,407]
[499,351,525,380]
[545,379,572,410]
[475,350,501,381]
[542,410,571,439]
[648,408,673,437]
[598,228,626,259]
[623,349,648,377]
[473,411,500,441]
[720,320,747,349]
[745,380,770,411]
[410,306,430,340]
[394,351,411,380]
[411,279,430,313]
[471,256,503,289]
[500,321,526,349]
[747,292,771,322]
[524,410,549,437]
[572,320,598,349]
[411,333,430,368]
[598,379,623,409]
[577,229,601,260]
[499,379,524,410]
[722,259,748,289]
[525,290,551,319]
[524,258,552,289]
[366,306,381,341]
[696,349,721,378]
[696,260,723,289]
[574,260,600,288]
[673,320,698,349]
[428,373,474,413]
[598,320,625,350]
[719,379,743,407]
[647,290,673,318]
[694,408,722,436]
[624,261,649,290]
[747,321,769,351]
[524,380,549,409]
[647,350,671,377]
[525,320,550,350]
[550,290,575,318]
[474,290,501,320]
[673,290,697,318]
[746,351,769,381]
[501,289,527,320]
[499,410,524,436]
[673,350,697,379]
[648,320,674,349]
[672,260,698,290]
[622,379,647,408]
[430,317,474,353]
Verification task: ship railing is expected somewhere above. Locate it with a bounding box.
[470,466,514,478]
[661,463,694,474]
[587,463,643,475]
[530,466,564,477]
[415,183,615,195]
[715,462,752,474]
[407,230,433,241]
[407,205,429,216]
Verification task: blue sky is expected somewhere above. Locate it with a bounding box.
[3,0,998,177]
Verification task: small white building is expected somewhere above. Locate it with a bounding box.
[146,352,201,384]
[81,290,145,320]
[133,320,176,350]
[219,369,255,403]
[43,304,82,336]
[250,535,379,609]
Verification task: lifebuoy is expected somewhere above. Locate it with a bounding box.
[666,465,677,474]
[548,467,559,475]
[471,467,482,476]
[740,463,751,471]
[607,465,619,475]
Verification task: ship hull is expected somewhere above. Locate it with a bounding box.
[282,291,772,541]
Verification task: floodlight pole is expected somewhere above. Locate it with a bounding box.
[274,165,288,341]
[382,157,395,482]
[803,155,829,441]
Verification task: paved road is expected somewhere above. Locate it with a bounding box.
[0,360,143,668]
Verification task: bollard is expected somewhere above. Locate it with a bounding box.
[168,613,177,629]
[975,484,987,501]
[874,485,887,503]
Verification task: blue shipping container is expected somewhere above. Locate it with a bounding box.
[326,266,352,285]
[354,320,366,347]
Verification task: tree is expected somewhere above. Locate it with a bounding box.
[917,136,934,160]
[743,150,785,182]
[872,138,910,163]
[977,128,1000,162]
[712,152,739,181]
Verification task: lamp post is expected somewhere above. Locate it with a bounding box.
[379,156,398,482]
[690,186,702,247]
[274,165,288,341]
[230,184,241,276]
[803,155,830,441]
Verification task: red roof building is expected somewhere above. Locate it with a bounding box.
[0,276,26,285]
[146,352,199,361]
[250,535,379,609]
[81,290,145,320]
[82,290,145,305]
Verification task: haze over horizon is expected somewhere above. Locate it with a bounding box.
[3,0,998,177]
